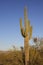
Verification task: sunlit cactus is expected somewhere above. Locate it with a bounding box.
[20,7,32,65]
[20,9,32,39]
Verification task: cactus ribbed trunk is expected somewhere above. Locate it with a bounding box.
[20,7,32,65]
[24,36,29,65]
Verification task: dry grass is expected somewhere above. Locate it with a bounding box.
[0,47,43,65]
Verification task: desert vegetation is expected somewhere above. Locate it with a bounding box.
[0,42,43,65]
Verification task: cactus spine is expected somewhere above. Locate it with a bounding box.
[20,7,32,65]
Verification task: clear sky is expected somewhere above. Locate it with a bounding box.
[0,0,43,50]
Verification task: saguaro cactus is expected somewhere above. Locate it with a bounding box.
[20,7,32,65]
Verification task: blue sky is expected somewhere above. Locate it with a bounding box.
[0,0,43,50]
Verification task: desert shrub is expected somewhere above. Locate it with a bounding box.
[0,46,43,65]
[29,47,42,65]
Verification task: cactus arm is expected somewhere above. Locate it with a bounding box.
[20,18,22,30]
[28,20,30,32]
[20,18,27,37]
[29,26,32,39]
[20,18,24,37]
[28,20,30,27]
